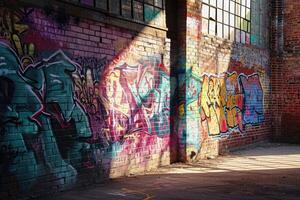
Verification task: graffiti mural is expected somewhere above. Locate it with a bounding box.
[0,6,171,194]
[23,51,93,169]
[225,73,243,130]
[201,74,228,135]
[184,71,264,137]
[0,3,268,196]
[72,49,170,144]
[0,43,77,192]
[0,7,35,67]
[97,47,170,141]
[239,74,264,125]
[0,42,170,193]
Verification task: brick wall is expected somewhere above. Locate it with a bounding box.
[0,0,280,198]
[271,0,300,143]
[174,0,272,161]
[199,36,271,157]
[0,2,171,197]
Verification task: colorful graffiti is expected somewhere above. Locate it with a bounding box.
[0,7,171,194]
[0,40,170,193]
[98,47,170,141]
[201,74,228,135]
[23,51,93,169]
[0,4,268,196]
[239,74,264,125]
[0,7,35,67]
[0,43,78,192]
[185,71,264,137]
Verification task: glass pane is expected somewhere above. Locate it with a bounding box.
[209,20,216,35]
[210,7,216,20]
[224,25,229,39]
[230,27,235,41]
[240,19,244,30]
[154,0,163,8]
[202,4,209,18]
[203,0,209,3]
[110,0,120,15]
[246,8,250,20]
[217,0,223,9]
[217,9,222,22]
[223,12,229,25]
[241,31,245,43]
[134,1,143,21]
[153,7,161,24]
[95,0,107,10]
[245,20,249,31]
[224,0,229,11]
[122,0,132,18]
[236,29,241,43]
[144,4,154,22]
[230,14,235,26]
[241,6,246,18]
[235,3,240,16]
[235,16,240,28]
[247,0,251,8]
[211,0,217,7]
[230,0,235,13]
[245,20,248,31]
[247,22,251,32]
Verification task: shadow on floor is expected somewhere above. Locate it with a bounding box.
[42,143,300,200]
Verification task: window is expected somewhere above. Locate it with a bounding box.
[201,0,251,45]
[62,0,164,24]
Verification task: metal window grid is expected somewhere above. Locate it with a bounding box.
[202,0,251,44]
[60,0,164,23]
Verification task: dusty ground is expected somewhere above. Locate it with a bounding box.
[44,143,300,200]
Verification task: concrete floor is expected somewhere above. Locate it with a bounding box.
[45,143,300,200]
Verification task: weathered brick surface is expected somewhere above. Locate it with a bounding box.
[0,0,292,198]
[0,4,170,198]
[271,0,300,143]
[174,0,271,161]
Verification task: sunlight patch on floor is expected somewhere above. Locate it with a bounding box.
[158,153,300,174]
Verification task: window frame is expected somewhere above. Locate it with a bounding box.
[201,0,251,44]
[60,0,165,24]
